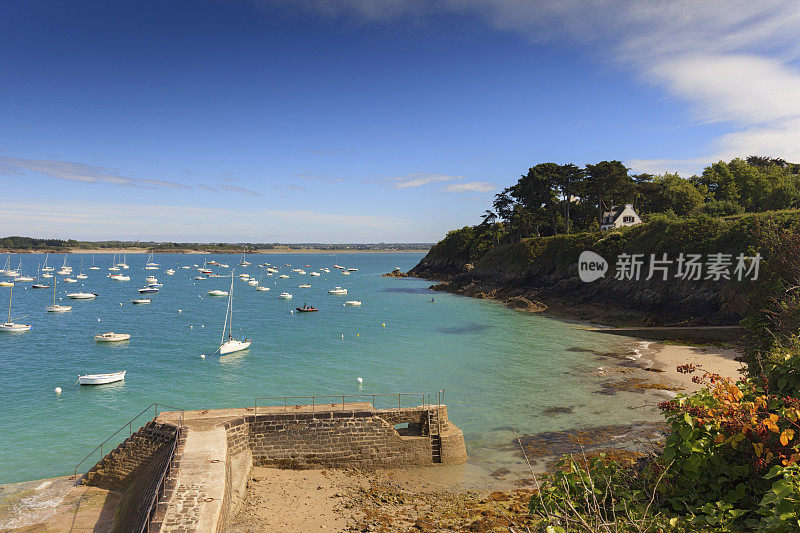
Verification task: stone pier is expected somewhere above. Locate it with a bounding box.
[121,401,467,532]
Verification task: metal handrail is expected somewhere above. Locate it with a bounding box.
[73,402,184,483]
[141,427,181,533]
[253,393,426,414]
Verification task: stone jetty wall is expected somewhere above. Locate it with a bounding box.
[222,405,465,469]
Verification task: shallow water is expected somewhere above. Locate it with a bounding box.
[0,252,660,484]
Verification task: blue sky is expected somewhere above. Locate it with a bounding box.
[2,1,799,242]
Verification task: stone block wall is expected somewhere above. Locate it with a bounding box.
[220,406,462,469]
[82,421,178,491]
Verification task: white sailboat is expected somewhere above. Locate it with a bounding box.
[108,253,120,271]
[219,273,251,355]
[76,259,87,279]
[42,254,54,272]
[31,264,50,289]
[145,253,159,270]
[89,254,100,270]
[0,286,31,332]
[46,277,72,312]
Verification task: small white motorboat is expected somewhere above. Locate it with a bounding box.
[131,298,151,304]
[256,286,269,291]
[64,277,78,283]
[145,276,157,283]
[239,273,250,279]
[42,273,54,278]
[247,279,258,286]
[148,282,163,287]
[31,283,50,289]
[277,274,289,279]
[298,284,311,288]
[279,292,293,299]
[78,370,126,385]
[320,268,330,273]
[166,269,175,275]
[0,281,13,287]
[344,300,362,306]
[94,332,131,342]
[208,290,228,296]
[76,273,88,279]
[328,287,348,295]
[341,271,350,276]
[195,276,207,280]
[67,292,97,299]
[108,266,120,272]
[181,266,190,269]
[109,274,130,281]
[89,266,100,270]
[14,276,35,282]
[347,268,358,272]
[310,272,321,277]
[138,287,159,294]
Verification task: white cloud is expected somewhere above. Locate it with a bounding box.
[390,173,461,189]
[266,1,800,173]
[0,157,189,189]
[442,181,496,193]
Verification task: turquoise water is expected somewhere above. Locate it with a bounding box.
[0,252,656,484]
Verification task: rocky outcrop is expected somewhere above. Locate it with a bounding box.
[410,251,745,327]
[382,270,410,278]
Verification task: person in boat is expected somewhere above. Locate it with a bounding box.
[429,298,436,303]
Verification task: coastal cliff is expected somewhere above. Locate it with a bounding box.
[409,212,800,326]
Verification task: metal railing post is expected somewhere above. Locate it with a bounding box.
[342,395,345,411]
[312,396,315,413]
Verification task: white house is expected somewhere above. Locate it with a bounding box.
[600,204,641,231]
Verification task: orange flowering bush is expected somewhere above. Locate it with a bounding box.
[659,367,800,529]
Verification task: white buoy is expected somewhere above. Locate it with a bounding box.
[357,377,363,384]
[200,354,206,359]
[190,325,193,329]
[120,302,123,306]
[341,334,344,339]
[178,309,182,313]
[201,325,204,328]
[97,318,101,322]
[290,310,294,314]
[55,387,62,394]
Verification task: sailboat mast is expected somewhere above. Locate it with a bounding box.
[8,285,13,322]
[53,276,57,306]
[229,273,234,341]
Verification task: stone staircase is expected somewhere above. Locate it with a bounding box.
[81,421,179,491]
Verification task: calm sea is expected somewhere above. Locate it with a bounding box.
[0,252,660,484]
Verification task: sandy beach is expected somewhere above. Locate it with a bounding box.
[646,343,746,394]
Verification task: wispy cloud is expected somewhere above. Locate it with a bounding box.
[1,200,410,241]
[269,1,800,174]
[0,156,190,189]
[442,181,496,193]
[390,173,461,189]
[218,184,262,196]
[303,148,354,155]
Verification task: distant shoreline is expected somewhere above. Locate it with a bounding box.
[0,248,429,255]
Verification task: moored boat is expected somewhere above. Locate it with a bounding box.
[94,332,131,342]
[78,370,126,385]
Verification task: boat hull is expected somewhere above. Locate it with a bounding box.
[79,371,126,385]
[220,340,251,355]
[0,323,31,332]
[94,333,131,342]
[46,305,72,312]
